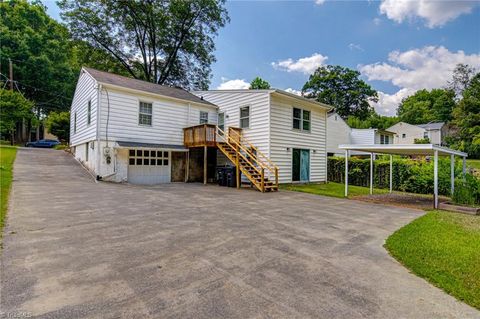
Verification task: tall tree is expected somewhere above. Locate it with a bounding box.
[250,77,270,89]
[347,113,399,130]
[302,65,378,120]
[0,0,77,115]
[58,0,229,90]
[447,63,476,98]
[0,89,34,144]
[45,111,70,142]
[451,73,480,158]
[397,89,455,124]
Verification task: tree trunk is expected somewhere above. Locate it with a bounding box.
[10,129,14,146]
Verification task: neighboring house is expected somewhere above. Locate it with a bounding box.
[70,68,331,188]
[326,112,394,156]
[387,121,445,145]
[70,67,218,184]
[193,90,331,184]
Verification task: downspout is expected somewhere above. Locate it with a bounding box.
[96,84,102,178]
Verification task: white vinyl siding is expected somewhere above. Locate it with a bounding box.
[193,91,271,159]
[70,70,98,146]
[351,129,375,144]
[270,95,327,183]
[326,114,352,156]
[98,88,216,146]
[388,122,428,144]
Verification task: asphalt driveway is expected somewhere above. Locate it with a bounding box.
[1,148,479,318]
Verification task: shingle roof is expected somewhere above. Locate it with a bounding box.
[83,67,216,108]
[417,122,445,130]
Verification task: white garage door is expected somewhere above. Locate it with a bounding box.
[127,149,170,185]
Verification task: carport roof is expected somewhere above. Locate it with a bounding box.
[339,144,467,157]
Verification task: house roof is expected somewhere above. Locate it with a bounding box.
[115,141,187,150]
[83,67,216,108]
[417,122,445,130]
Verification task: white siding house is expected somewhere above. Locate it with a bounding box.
[193,90,331,183]
[387,122,445,145]
[326,112,394,156]
[70,67,218,184]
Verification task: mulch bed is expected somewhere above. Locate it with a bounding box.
[352,193,449,211]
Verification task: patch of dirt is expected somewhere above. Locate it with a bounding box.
[352,193,449,211]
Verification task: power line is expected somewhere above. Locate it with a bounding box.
[0,73,72,101]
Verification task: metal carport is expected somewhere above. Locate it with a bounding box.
[338,144,468,209]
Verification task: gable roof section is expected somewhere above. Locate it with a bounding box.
[83,67,216,108]
[417,122,445,130]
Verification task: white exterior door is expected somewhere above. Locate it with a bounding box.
[127,149,171,184]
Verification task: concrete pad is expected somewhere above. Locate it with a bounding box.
[1,148,479,318]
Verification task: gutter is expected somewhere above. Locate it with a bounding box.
[96,83,102,177]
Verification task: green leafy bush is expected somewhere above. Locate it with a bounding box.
[452,174,480,206]
[328,157,464,196]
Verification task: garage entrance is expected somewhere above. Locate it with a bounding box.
[127,149,170,184]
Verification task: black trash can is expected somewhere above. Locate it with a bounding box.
[225,166,237,188]
[216,167,227,186]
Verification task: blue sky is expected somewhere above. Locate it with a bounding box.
[43,0,480,116]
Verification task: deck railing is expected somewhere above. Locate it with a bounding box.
[183,124,217,147]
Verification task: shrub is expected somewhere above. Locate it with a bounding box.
[452,174,480,206]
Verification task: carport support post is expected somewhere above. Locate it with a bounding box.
[389,155,393,193]
[203,145,207,185]
[463,156,467,175]
[344,150,349,197]
[451,154,455,196]
[370,153,374,195]
[434,150,438,209]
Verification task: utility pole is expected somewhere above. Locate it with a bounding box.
[9,58,13,90]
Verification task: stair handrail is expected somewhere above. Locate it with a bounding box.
[216,126,263,176]
[227,128,279,172]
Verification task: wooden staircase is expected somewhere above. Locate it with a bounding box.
[216,127,279,192]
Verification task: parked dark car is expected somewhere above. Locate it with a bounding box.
[25,139,60,148]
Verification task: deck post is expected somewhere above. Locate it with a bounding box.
[370,153,374,195]
[235,144,240,189]
[389,155,393,193]
[451,154,455,196]
[434,150,438,209]
[344,150,349,197]
[185,151,190,182]
[203,145,207,185]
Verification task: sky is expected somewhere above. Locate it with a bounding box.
[43,0,480,116]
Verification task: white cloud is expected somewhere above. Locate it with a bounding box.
[272,53,328,74]
[284,88,302,96]
[373,17,382,25]
[348,43,364,52]
[315,0,326,5]
[216,77,250,90]
[379,0,478,28]
[359,46,480,115]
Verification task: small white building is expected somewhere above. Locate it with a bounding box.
[326,112,394,156]
[387,121,446,145]
[70,68,332,187]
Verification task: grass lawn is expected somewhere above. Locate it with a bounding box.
[467,159,480,170]
[385,210,480,310]
[280,181,389,198]
[1,146,17,234]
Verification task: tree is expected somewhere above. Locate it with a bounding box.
[0,89,34,145]
[45,111,70,142]
[250,77,270,89]
[302,65,378,120]
[397,89,455,124]
[451,73,480,158]
[347,113,399,130]
[447,63,476,98]
[58,0,229,90]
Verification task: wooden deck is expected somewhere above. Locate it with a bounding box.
[183,124,217,147]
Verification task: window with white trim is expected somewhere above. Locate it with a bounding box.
[87,100,91,125]
[139,102,152,126]
[218,112,225,132]
[293,107,311,132]
[380,134,390,144]
[199,111,208,124]
[240,106,249,128]
[128,149,169,166]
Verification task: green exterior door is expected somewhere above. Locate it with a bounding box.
[292,149,310,182]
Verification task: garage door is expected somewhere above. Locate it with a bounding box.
[127,149,170,184]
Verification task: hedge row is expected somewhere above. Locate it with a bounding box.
[327,156,464,196]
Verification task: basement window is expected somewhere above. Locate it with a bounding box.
[139,102,152,126]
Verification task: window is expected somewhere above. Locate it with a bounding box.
[423,131,429,139]
[293,107,311,132]
[139,102,152,126]
[199,111,208,124]
[87,100,91,125]
[402,133,406,138]
[128,149,169,166]
[218,112,225,133]
[74,112,77,133]
[380,134,390,144]
[85,143,89,162]
[240,106,249,128]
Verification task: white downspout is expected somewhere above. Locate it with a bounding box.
[96,84,102,178]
